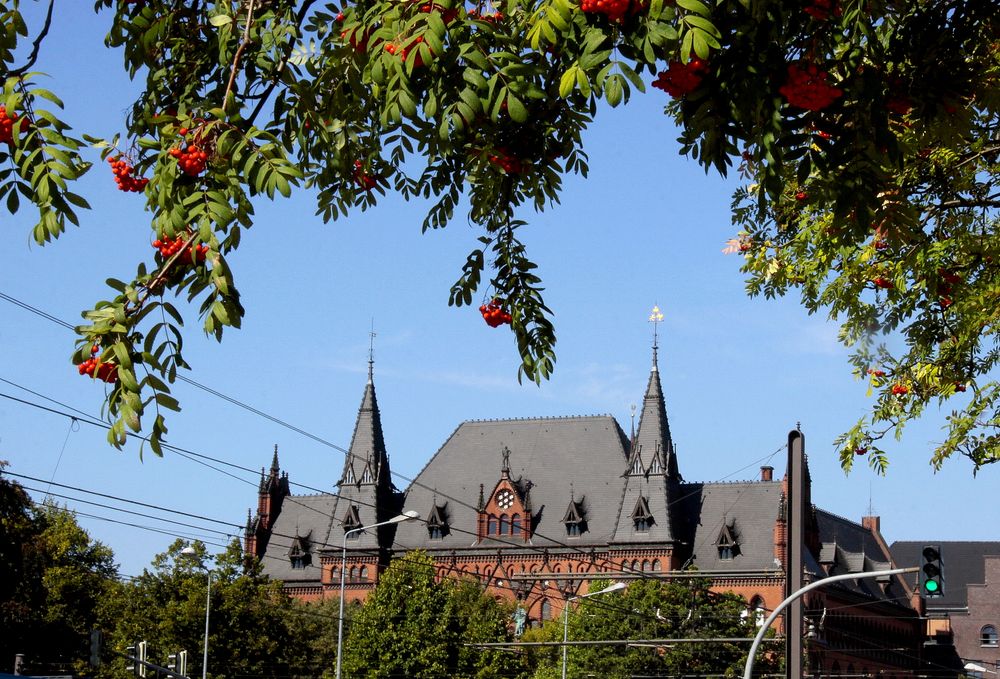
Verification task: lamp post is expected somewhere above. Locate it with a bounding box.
[180,547,212,679]
[335,510,420,679]
[561,581,626,679]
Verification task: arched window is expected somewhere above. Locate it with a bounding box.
[748,596,766,627]
[500,514,510,534]
[540,599,552,621]
[512,514,522,535]
[487,516,497,535]
[632,559,640,572]
[349,566,357,582]
[652,559,662,572]
[981,625,998,647]
[359,566,369,582]
[642,560,650,572]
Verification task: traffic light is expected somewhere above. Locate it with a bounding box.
[920,545,944,597]
[125,645,137,675]
[178,650,188,677]
[137,640,148,678]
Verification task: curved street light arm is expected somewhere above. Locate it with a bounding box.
[742,566,919,679]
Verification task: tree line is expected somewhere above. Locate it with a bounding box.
[1,470,775,678]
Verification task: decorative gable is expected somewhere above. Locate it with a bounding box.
[631,495,654,532]
[716,521,740,560]
[478,446,532,543]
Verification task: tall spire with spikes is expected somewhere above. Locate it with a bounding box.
[271,444,280,473]
[633,305,680,481]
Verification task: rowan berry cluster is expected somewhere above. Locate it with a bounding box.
[891,383,909,396]
[0,106,28,145]
[353,160,378,191]
[580,0,631,22]
[153,235,208,263]
[385,36,430,66]
[488,148,523,174]
[873,276,893,289]
[170,137,208,176]
[107,155,149,192]
[651,59,709,98]
[416,2,459,22]
[804,0,840,20]
[867,368,886,378]
[78,345,118,383]
[467,9,504,21]
[779,63,842,111]
[480,300,512,327]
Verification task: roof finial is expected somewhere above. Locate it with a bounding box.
[271,444,280,472]
[569,481,575,502]
[648,305,664,371]
[368,319,376,384]
[501,445,511,475]
[629,403,637,441]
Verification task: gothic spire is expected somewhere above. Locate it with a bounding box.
[634,307,680,482]
[340,355,390,488]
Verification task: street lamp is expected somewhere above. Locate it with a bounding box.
[561,581,626,679]
[335,510,420,679]
[180,546,212,679]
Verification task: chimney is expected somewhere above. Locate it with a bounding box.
[862,515,880,533]
[760,466,773,482]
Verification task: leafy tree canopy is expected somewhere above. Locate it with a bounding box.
[528,577,781,679]
[1,0,997,470]
[96,539,301,679]
[0,466,118,673]
[342,550,525,678]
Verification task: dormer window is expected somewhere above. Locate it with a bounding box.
[288,533,311,569]
[427,502,449,540]
[343,505,362,538]
[716,522,740,560]
[631,496,654,533]
[562,497,587,538]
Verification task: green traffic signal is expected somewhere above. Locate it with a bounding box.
[920,545,944,598]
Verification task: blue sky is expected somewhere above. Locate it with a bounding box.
[1,3,994,578]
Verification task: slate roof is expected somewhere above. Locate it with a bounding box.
[680,480,785,571]
[890,541,1000,609]
[259,493,339,584]
[393,415,633,549]
[815,510,910,602]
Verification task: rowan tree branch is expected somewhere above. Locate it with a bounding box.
[5,0,54,78]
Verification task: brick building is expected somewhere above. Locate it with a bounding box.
[246,345,929,676]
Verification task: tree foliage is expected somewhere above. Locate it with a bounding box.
[527,577,781,679]
[0,468,117,674]
[96,539,303,679]
[1,0,998,470]
[342,550,525,678]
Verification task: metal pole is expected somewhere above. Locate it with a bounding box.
[742,567,918,679]
[560,582,625,679]
[335,526,360,679]
[561,601,571,679]
[333,512,418,679]
[202,570,211,679]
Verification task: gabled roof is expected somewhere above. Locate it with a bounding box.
[258,493,338,585]
[395,415,631,549]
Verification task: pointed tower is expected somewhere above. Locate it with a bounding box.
[611,308,683,566]
[332,353,401,569]
[630,307,680,482]
[246,445,289,561]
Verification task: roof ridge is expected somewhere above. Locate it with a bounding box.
[462,414,616,424]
